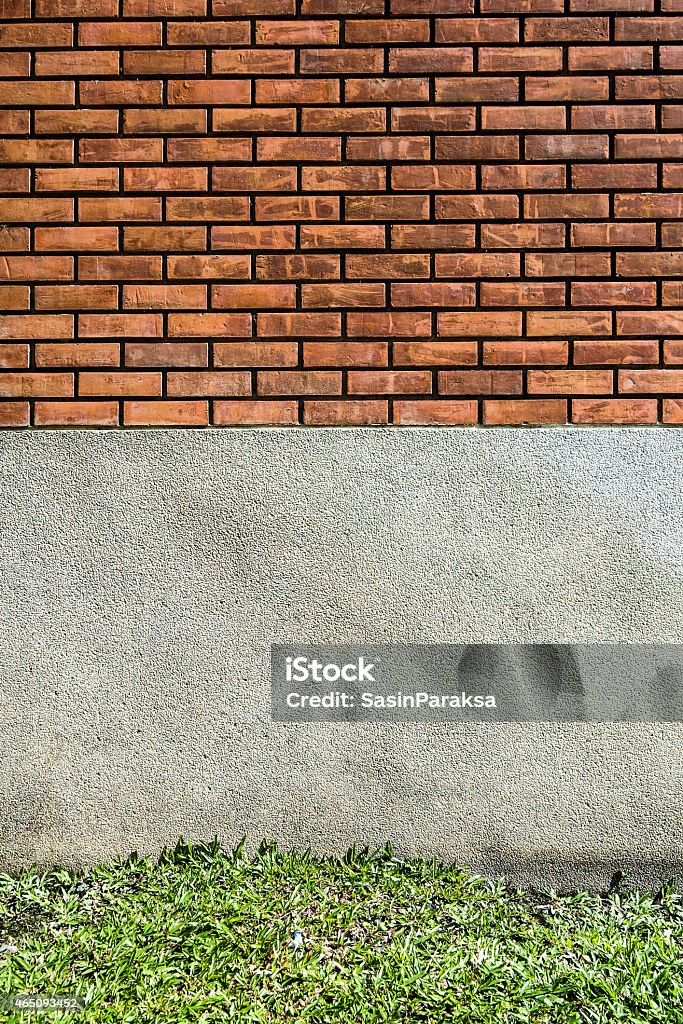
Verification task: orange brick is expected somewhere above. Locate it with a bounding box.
[394,400,478,425]
[303,400,388,425]
[484,399,567,425]
[124,400,208,426]
[35,401,119,426]
[213,400,298,426]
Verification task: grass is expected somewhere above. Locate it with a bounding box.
[0,840,682,1023]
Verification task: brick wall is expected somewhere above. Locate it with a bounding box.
[0,0,682,428]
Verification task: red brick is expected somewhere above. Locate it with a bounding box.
[528,312,612,336]
[525,76,609,101]
[389,48,473,73]
[34,401,119,426]
[80,372,161,397]
[34,226,117,251]
[214,342,298,367]
[124,109,207,135]
[300,226,385,249]
[79,22,162,46]
[347,195,429,221]
[123,0,206,13]
[256,79,340,105]
[394,341,478,366]
[168,313,252,337]
[213,400,298,426]
[122,285,207,310]
[571,222,656,247]
[79,198,160,222]
[301,166,386,192]
[391,283,475,307]
[0,139,73,164]
[438,312,522,336]
[301,284,385,308]
[125,342,207,367]
[435,77,518,102]
[0,402,29,426]
[257,137,341,162]
[167,22,249,45]
[80,139,163,163]
[168,255,250,280]
[347,313,432,337]
[35,285,118,311]
[0,315,73,340]
[300,49,384,74]
[574,340,659,365]
[166,197,249,222]
[124,401,208,426]
[484,341,567,365]
[392,225,476,249]
[124,167,207,192]
[348,371,432,395]
[569,46,653,69]
[255,197,340,222]
[301,108,386,133]
[167,139,251,163]
[212,49,295,76]
[346,254,430,279]
[347,137,430,161]
[617,312,683,335]
[304,400,388,425]
[258,371,341,396]
[35,343,119,367]
[526,254,611,277]
[0,343,28,367]
[126,52,207,76]
[619,369,683,391]
[436,195,519,220]
[257,313,340,336]
[124,227,207,252]
[255,255,339,280]
[664,400,683,423]
[35,51,119,76]
[0,372,73,397]
[526,134,609,160]
[0,256,73,280]
[436,253,520,278]
[212,285,295,309]
[303,342,387,367]
[79,314,163,338]
[36,168,119,192]
[572,282,657,306]
[166,372,251,397]
[394,400,477,425]
[440,369,522,394]
[573,399,657,424]
[391,107,475,132]
[527,369,613,394]
[483,399,567,425]
[212,226,296,250]
[0,24,73,47]
[346,19,429,43]
[480,282,565,307]
[479,46,562,71]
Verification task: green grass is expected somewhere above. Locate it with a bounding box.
[0,840,682,1023]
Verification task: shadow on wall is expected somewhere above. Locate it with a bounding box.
[457,644,586,721]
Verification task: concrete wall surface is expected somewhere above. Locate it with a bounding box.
[0,427,682,890]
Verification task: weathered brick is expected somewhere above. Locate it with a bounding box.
[394,400,477,425]
[304,400,388,426]
[213,400,298,426]
[124,401,208,426]
[125,343,207,367]
[483,399,567,425]
[35,343,119,367]
[440,369,522,394]
[34,401,119,426]
[572,399,657,424]
[303,342,387,367]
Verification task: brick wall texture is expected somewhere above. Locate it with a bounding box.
[2,0,683,427]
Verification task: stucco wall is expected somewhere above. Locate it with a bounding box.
[1,427,682,889]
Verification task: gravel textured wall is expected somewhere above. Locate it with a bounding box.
[0,427,681,889]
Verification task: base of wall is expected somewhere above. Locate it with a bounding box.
[1,428,682,889]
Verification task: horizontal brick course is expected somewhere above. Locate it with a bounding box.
[1,4,682,426]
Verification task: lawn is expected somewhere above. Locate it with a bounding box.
[0,840,682,1022]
